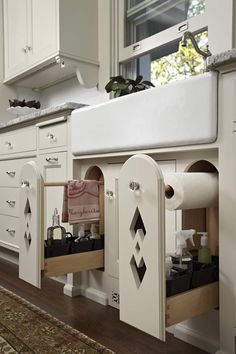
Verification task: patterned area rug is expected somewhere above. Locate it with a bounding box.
[0,286,114,354]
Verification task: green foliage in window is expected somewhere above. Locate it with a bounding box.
[188,0,205,18]
[151,31,208,86]
[105,75,155,97]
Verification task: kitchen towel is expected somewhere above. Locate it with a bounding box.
[62,180,100,224]
[164,172,218,210]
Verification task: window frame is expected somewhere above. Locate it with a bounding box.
[118,0,234,64]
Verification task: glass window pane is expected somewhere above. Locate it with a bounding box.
[125,0,205,47]
[122,31,208,86]
[151,31,208,85]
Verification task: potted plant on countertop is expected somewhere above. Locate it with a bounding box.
[105,75,155,98]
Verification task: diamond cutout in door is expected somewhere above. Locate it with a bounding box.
[130,255,147,287]
[135,242,140,253]
[24,198,31,216]
[130,207,146,239]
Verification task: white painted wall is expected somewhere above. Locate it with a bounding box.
[39,77,108,108]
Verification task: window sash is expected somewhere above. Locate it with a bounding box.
[118,0,233,63]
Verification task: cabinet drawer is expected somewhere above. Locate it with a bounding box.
[0,158,36,187]
[0,127,36,155]
[38,122,67,150]
[0,188,19,217]
[0,214,19,250]
[166,282,219,326]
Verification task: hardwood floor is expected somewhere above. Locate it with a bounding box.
[0,258,209,354]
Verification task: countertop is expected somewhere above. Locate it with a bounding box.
[0,102,86,130]
[207,48,236,70]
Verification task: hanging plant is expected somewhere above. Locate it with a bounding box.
[105,75,155,98]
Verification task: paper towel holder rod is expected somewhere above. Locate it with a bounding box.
[165,184,175,199]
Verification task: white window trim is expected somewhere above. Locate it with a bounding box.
[118,0,234,64]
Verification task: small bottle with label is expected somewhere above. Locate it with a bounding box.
[47,208,66,246]
[197,232,211,264]
[172,229,196,271]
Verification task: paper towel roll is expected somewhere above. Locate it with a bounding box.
[164,172,218,210]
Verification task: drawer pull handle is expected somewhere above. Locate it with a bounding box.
[6,171,16,177]
[45,157,58,163]
[5,141,12,148]
[21,180,30,188]
[6,228,15,234]
[129,181,140,191]
[6,200,16,206]
[47,133,56,141]
[106,190,114,198]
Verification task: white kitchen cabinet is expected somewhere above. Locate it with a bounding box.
[3,0,57,80]
[3,0,99,89]
[0,125,37,253]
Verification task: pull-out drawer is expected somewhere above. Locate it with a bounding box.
[38,122,67,150]
[0,214,19,251]
[166,282,219,327]
[43,250,104,277]
[19,161,104,288]
[119,154,219,342]
[0,187,19,217]
[0,158,36,187]
[0,127,36,155]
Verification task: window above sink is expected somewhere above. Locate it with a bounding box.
[118,0,234,84]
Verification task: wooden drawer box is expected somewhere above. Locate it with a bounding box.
[0,158,35,187]
[38,122,67,150]
[0,187,19,217]
[166,282,219,326]
[0,214,19,250]
[0,127,36,155]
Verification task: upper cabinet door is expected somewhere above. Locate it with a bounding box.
[3,0,31,78]
[119,154,166,341]
[31,0,58,64]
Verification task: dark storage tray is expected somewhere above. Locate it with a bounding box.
[45,234,105,258]
[191,261,218,288]
[70,239,94,253]
[93,235,104,250]
[44,240,70,258]
[166,269,192,297]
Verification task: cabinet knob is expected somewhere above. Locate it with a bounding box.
[129,181,140,191]
[47,132,56,141]
[26,45,32,51]
[5,141,12,148]
[105,190,114,199]
[45,157,58,163]
[22,46,28,53]
[6,200,16,206]
[6,228,15,234]
[21,180,30,188]
[6,171,16,177]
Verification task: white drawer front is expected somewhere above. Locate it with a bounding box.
[0,158,36,187]
[0,214,19,249]
[0,187,19,217]
[38,122,67,150]
[0,127,36,155]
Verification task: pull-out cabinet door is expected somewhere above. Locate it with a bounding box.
[119,154,219,341]
[19,161,42,288]
[119,154,166,341]
[19,161,104,288]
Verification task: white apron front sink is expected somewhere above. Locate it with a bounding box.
[71,72,217,155]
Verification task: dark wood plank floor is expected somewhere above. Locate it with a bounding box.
[0,258,209,354]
